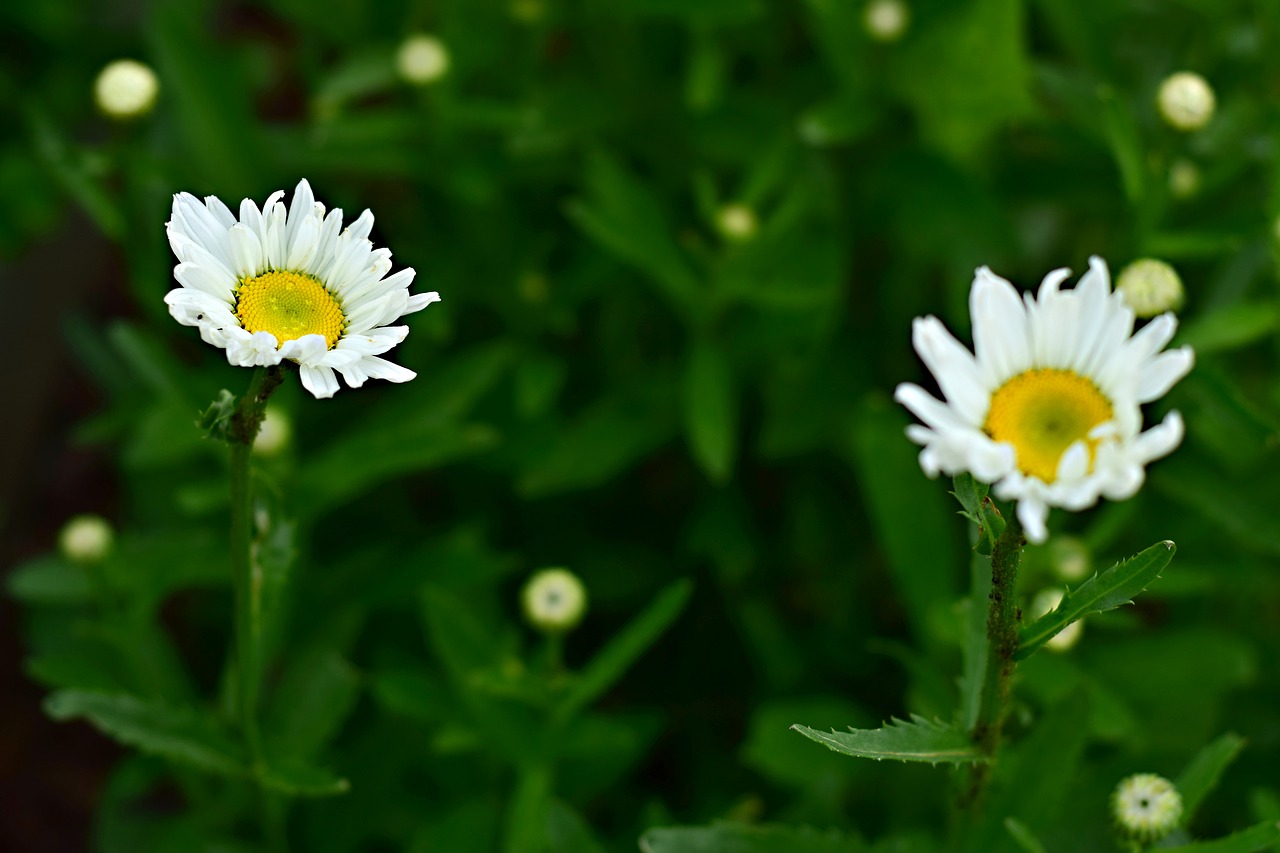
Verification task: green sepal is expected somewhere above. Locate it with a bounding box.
[1016,540,1175,660]
[790,715,985,765]
[197,389,237,441]
[951,473,1006,555]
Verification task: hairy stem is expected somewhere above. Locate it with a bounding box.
[965,516,1025,808]
[226,365,286,846]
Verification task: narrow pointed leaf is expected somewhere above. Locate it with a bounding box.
[1176,733,1246,823]
[555,580,692,721]
[1016,541,1175,660]
[1168,821,1280,852]
[790,715,984,764]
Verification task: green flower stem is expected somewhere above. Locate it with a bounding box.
[966,516,1025,807]
[226,365,286,844]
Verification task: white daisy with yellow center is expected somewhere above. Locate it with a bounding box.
[895,257,1193,543]
[164,179,439,399]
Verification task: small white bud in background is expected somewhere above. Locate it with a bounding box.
[864,0,910,43]
[716,203,758,242]
[1112,774,1183,842]
[59,515,114,564]
[1117,258,1185,318]
[252,407,292,457]
[1048,536,1090,583]
[1168,159,1200,199]
[396,34,451,86]
[1030,588,1082,652]
[94,60,159,120]
[522,568,587,633]
[1157,72,1216,131]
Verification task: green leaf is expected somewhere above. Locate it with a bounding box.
[958,553,993,731]
[641,822,865,852]
[1017,541,1176,660]
[1178,303,1280,356]
[790,715,984,764]
[683,341,738,483]
[259,758,350,797]
[1169,822,1280,852]
[7,555,92,605]
[1003,818,1046,853]
[263,649,361,760]
[889,0,1034,159]
[1176,733,1247,823]
[44,690,245,777]
[555,580,692,722]
[951,473,1006,554]
[846,399,962,642]
[566,150,702,317]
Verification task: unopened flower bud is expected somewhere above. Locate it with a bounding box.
[1031,588,1082,651]
[1117,259,1185,318]
[59,515,114,564]
[717,204,758,242]
[1049,535,1091,582]
[1112,773,1182,842]
[1157,72,1215,131]
[94,60,159,120]
[1168,159,1200,199]
[252,407,292,457]
[522,568,587,633]
[864,0,909,43]
[397,34,450,85]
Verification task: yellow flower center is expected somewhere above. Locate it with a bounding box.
[235,270,345,348]
[984,369,1113,483]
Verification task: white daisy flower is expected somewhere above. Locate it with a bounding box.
[164,179,439,399]
[894,257,1193,543]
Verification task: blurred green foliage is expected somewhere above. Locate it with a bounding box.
[5,0,1280,850]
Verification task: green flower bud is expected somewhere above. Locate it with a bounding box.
[397,34,450,86]
[1117,259,1185,318]
[94,60,159,120]
[1157,72,1215,131]
[716,204,758,242]
[864,0,909,43]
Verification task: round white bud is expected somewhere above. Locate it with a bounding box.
[252,407,292,457]
[522,568,587,633]
[1030,588,1083,652]
[58,515,114,564]
[864,0,909,43]
[94,60,159,120]
[1117,258,1185,318]
[716,203,758,241]
[396,34,451,86]
[1157,72,1216,132]
[1112,773,1183,842]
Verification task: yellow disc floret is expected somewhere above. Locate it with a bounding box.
[235,270,345,348]
[984,369,1113,483]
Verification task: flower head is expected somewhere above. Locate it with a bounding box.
[864,0,909,42]
[1157,72,1215,131]
[396,34,450,85]
[1112,773,1182,842]
[59,515,114,564]
[895,258,1193,543]
[522,568,587,633]
[95,59,159,120]
[164,179,439,399]
[1117,259,1184,318]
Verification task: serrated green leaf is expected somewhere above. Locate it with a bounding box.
[790,715,984,764]
[555,580,692,722]
[1169,821,1280,852]
[1017,541,1176,660]
[44,690,245,777]
[683,340,738,483]
[1177,733,1247,823]
[641,821,865,852]
[951,473,1006,554]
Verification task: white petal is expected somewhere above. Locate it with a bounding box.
[174,262,235,303]
[911,317,988,425]
[299,364,340,399]
[1017,496,1050,544]
[971,267,1029,388]
[404,290,441,314]
[229,224,264,279]
[1136,347,1194,402]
